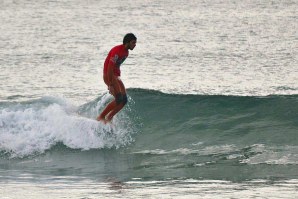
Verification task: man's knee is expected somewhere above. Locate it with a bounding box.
[115,93,128,105]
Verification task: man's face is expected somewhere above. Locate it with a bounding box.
[129,40,137,50]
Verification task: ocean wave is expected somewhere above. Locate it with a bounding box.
[1,89,297,159]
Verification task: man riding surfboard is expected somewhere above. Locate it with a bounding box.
[97,33,137,123]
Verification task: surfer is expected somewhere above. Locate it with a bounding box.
[97,33,137,123]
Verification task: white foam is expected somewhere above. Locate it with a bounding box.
[0,96,134,158]
[2,178,298,199]
[133,144,298,166]
[241,145,298,165]
[133,145,237,156]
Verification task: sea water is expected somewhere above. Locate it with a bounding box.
[0,0,298,198]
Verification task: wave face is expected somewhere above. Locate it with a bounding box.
[128,89,298,166]
[129,89,298,146]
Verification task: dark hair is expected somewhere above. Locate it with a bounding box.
[123,33,137,44]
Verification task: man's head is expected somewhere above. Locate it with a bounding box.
[123,33,137,50]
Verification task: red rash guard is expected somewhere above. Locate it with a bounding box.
[103,44,129,77]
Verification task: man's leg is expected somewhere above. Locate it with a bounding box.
[97,100,117,122]
[106,96,126,121]
[97,78,127,123]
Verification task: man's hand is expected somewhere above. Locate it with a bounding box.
[108,79,121,97]
[108,85,116,96]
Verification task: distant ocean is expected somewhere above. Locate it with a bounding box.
[1,0,297,198]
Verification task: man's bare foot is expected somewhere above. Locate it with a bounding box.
[105,115,114,124]
[96,116,108,124]
[106,118,113,124]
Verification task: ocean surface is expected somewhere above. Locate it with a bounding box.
[0,0,298,198]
